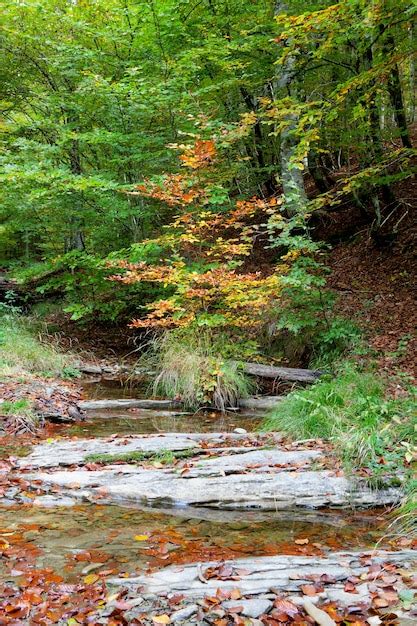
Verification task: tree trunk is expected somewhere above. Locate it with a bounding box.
[65,137,85,252]
[239,361,323,383]
[308,150,334,193]
[382,31,412,148]
[387,59,413,148]
[273,1,308,216]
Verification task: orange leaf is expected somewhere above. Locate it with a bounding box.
[83,574,100,585]
[152,615,171,624]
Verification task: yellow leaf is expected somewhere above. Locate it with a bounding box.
[83,573,100,585]
[134,534,149,541]
[153,616,171,625]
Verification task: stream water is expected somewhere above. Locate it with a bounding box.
[0,378,396,588]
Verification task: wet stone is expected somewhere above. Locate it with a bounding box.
[109,551,417,599]
[33,494,76,507]
[19,432,276,469]
[30,465,400,510]
[223,598,273,618]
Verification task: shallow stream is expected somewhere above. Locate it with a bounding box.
[0,378,396,586]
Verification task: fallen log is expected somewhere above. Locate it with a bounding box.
[240,362,323,383]
[78,363,155,377]
[78,398,181,411]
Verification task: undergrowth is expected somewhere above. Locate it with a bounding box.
[0,399,39,434]
[262,364,416,531]
[141,329,255,411]
[0,309,79,379]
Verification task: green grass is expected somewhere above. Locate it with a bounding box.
[143,329,254,411]
[1,398,33,416]
[0,313,79,378]
[0,398,39,433]
[85,448,199,465]
[389,479,417,538]
[262,364,416,491]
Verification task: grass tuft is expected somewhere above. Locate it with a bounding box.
[0,313,78,378]
[142,329,254,410]
[262,364,416,490]
[0,399,39,434]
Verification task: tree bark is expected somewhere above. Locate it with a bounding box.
[273,1,308,216]
[239,361,323,383]
[65,137,85,252]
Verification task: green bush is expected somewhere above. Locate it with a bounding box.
[13,248,166,324]
[266,259,362,367]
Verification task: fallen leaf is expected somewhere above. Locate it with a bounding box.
[273,599,299,616]
[134,534,149,541]
[83,573,100,585]
[152,615,171,624]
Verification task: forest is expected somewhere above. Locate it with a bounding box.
[0,0,416,624]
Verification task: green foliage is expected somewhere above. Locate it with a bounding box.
[17,250,163,323]
[265,258,362,366]
[0,0,415,422]
[0,398,32,416]
[263,365,416,488]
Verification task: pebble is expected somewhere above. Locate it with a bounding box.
[171,604,198,622]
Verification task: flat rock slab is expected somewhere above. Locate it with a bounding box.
[21,433,401,510]
[20,432,276,469]
[183,448,322,477]
[109,550,417,599]
[30,464,399,510]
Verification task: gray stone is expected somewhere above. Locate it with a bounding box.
[79,399,180,411]
[33,494,76,507]
[31,465,400,510]
[326,584,371,608]
[223,598,272,618]
[108,551,417,598]
[238,397,284,410]
[21,433,400,511]
[171,604,198,622]
[79,364,104,375]
[20,432,273,469]
[183,448,321,478]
